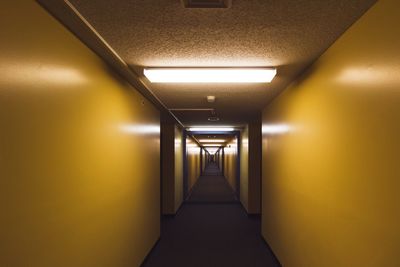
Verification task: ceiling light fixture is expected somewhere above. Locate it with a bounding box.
[143,68,276,83]
[207,96,216,103]
[203,144,223,147]
[199,139,226,143]
[188,127,235,132]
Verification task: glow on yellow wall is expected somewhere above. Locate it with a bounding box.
[187,138,201,191]
[240,126,249,211]
[0,2,159,267]
[174,126,184,212]
[224,139,238,192]
[261,0,400,266]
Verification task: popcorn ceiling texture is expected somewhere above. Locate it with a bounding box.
[70,0,376,125]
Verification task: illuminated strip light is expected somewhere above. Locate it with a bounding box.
[198,139,226,143]
[143,68,276,83]
[203,144,223,147]
[188,127,235,132]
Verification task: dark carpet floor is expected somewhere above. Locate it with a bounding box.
[142,164,280,267]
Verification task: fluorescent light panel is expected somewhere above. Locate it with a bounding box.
[144,68,276,83]
[203,144,223,147]
[199,139,226,143]
[188,127,235,132]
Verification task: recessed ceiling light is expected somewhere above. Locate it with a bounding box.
[203,144,223,147]
[143,68,276,83]
[207,96,216,103]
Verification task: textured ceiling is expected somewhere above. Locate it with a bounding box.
[69,0,376,126]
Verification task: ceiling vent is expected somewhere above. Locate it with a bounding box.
[208,117,220,122]
[182,0,232,8]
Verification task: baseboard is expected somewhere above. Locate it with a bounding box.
[237,200,262,218]
[175,202,184,215]
[162,200,185,217]
[139,237,160,267]
[260,235,283,267]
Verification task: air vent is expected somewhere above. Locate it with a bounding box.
[208,117,220,122]
[182,0,231,8]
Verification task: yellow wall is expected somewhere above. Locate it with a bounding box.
[174,125,184,212]
[261,0,399,266]
[224,139,238,192]
[248,121,261,214]
[218,149,223,169]
[161,122,174,214]
[240,127,249,211]
[0,2,160,267]
[187,138,201,191]
[201,148,206,173]
[161,122,183,214]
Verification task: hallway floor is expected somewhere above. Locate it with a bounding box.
[142,164,280,267]
[187,163,237,203]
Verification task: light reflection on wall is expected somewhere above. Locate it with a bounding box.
[119,124,160,135]
[224,145,235,155]
[224,138,238,191]
[187,140,200,154]
[188,147,201,154]
[262,124,291,135]
[224,137,238,155]
[336,66,400,87]
[175,138,182,146]
[0,63,87,86]
[242,139,249,147]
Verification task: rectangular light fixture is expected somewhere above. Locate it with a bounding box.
[143,68,276,83]
[199,139,226,143]
[188,127,235,132]
[205,148,219,153]
[203,144,223,147]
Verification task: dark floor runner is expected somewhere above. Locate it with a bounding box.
[187,175,237,203]
[142,164,280,267]
[187,163,237,203]
[202,162,223,176]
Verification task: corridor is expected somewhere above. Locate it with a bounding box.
[143,163,279,267]
[2,1,400,267]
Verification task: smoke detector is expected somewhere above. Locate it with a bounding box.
[207,96,216,103]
